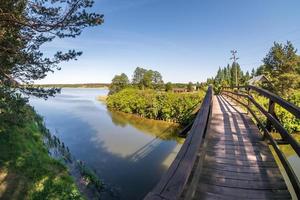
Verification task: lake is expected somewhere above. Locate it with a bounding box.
[29,88,182,200]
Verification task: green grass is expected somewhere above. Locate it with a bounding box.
[0,108,83,200]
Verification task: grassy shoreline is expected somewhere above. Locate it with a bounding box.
[97,95,108,103]
[0,107,83,199]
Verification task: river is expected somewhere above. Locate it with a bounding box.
[29,88,182,200]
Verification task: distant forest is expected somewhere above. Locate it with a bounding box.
[34,83,110,88]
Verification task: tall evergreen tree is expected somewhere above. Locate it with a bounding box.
[0,0,103,126]
[262,41,300,96]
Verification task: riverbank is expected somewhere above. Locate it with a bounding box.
[97,95,108,103]
[28,87,184,199]
[0,106,83,199]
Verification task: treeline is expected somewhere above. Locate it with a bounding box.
[207,63,251,93]
[209,41,300,98]
[107,88,205,124]
[109,67,164,95]
[253,41,300,97]
[106,67,206,124]
[209,41,300,132]
[108,67,204,95]
[34,83,110,88]
[252,41,300,132]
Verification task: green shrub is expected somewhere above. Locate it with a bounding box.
[0,106,83,200]
[107,88,205,124]
[251,93,300,133]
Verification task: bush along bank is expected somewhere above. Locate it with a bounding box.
[0,106,82,199]
[106,88,206,125]
[36,111,119,200]
[0,106,116,200]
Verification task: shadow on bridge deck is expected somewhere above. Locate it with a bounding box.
[181,95,291,199]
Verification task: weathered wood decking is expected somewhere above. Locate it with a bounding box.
[181,95,291,199]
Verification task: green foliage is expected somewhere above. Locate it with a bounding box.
[77,161,103,191]
[0,85,27,131]
[278,92,300,133]
[109,73,129,95]
[165,82,173,92]
[107,88,205,124]
[131,67,164,89]
[258,41,300,97]
[187,82,194,92]
[0,0,103,129]
[212,63,250,94]
[0,106,83,199]
[246,93,300,133]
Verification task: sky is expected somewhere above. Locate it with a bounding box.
[38,0,300,84]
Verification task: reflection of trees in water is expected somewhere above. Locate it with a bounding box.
[271,133,300,157]
[107,110,183,143]
[270,133,300,197]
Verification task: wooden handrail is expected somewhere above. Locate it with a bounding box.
[223,85,300,118]
[221,86,300,199]
[222,90,300,156]
[144,86,213,200]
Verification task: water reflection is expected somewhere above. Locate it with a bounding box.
[108,110,183,142]
[270,133,300,199]
[29,88,182,200]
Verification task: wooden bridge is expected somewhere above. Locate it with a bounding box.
[145,86,300,200]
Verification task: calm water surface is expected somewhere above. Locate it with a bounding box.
[271,134,300,199]
[29,88,182,200]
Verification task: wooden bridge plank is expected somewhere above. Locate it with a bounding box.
[144,87,213,200]
[181,95,291,200]
[199,175,288,190]
[200,168,285,182]
[145,93,291,200]
[204,152,275,162]
[204,156,277,167]
[193,183,291,200]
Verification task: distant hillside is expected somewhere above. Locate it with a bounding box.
[35,83,110,88]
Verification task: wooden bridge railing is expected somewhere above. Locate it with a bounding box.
[144,86,213,200]
[221,85,300,199]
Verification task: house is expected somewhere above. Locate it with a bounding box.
[172,88,187,93]
[248,75,271,85]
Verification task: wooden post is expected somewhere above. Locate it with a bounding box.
[266,99,275,132]
[247,88,250,115]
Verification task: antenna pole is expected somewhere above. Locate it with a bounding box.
[230,50,239,86]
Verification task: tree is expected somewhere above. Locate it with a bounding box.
[109,73,129,95]
[262,41,300,96]
[196,82,201,91]
[187,82,194,92]
[0,0,103,126]
[244,71,250,82]
[230,62,242,86]
[132,67,146,85]
[165,82,173,92]
[131,67,164,89]
[255,65,267,76]
[152,71,164,89]
[226,64,231,84]
[251,68,256,78]
[142,70,154,89]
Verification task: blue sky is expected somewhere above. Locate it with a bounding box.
[38,0,300,84]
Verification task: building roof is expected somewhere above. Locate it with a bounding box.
[248,75,270,85]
